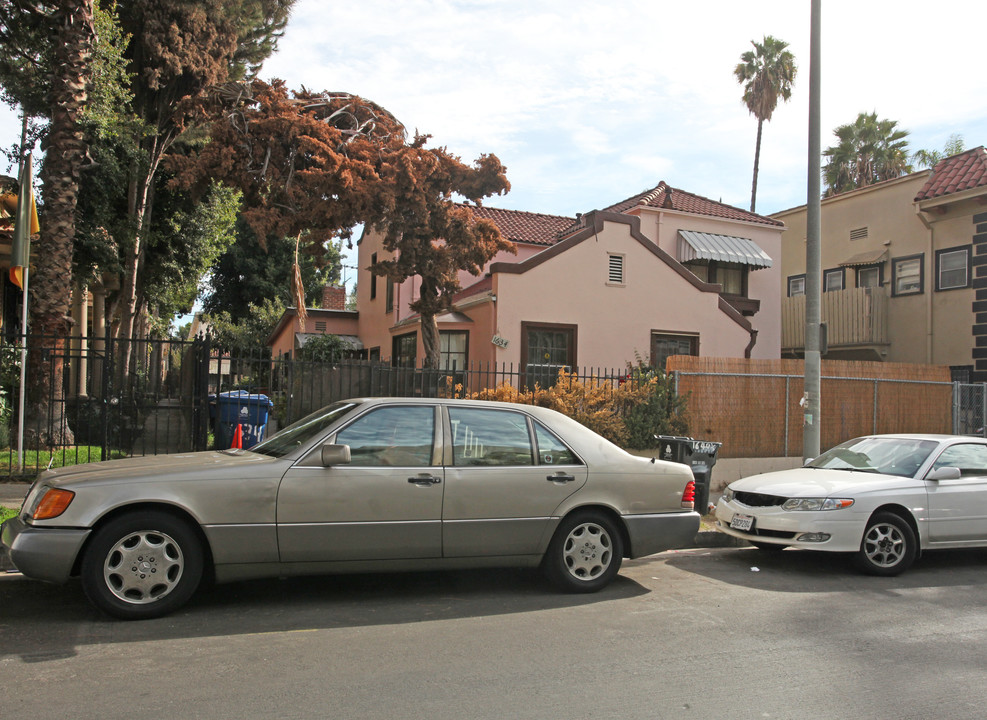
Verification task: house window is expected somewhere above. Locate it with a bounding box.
[370,252,378,300]
[522,322,576,388]
[892,254,924,296]
[385,279,394,313]
[823,268,845,292]
[687,261,748,296]
[608,253,625,284]
[439,330,468,371]
[392,332,416,367]
[936,247,970,291]
[856,265,882,288]
[651,333,698,371]
[788,274,806,296]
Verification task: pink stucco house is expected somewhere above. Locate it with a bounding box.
[269,181,784,374]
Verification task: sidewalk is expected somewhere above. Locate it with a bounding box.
[0,482,29,509]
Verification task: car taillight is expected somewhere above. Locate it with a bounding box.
[682,480,695,509]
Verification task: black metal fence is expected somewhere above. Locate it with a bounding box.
[0,332,631,480]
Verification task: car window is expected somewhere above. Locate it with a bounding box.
[448,407,533,466]
[808,437,938,478]
[533,420,581,466]
[336,406,436,467]
[932,444,987,476]
[251,401,359,457]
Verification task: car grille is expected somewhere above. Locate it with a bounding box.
[735,491,786,507]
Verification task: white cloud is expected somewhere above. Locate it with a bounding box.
[3,0,985,218]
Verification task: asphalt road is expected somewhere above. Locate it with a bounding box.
[4,545,987,719]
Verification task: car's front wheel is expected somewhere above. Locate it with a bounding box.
[854,511,916,576]
[81,511,204,620]
[543,511,623,593]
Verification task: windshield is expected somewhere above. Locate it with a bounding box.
[250,401,360,458]
[807,437,939,478]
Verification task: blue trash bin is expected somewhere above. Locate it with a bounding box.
[215,391,274,449]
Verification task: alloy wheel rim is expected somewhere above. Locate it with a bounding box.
[863,522,905,568]
[103,530,185,605]
[562,522,612,581]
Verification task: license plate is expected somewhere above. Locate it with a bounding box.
[730,513,754,532]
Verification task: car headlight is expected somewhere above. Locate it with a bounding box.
[721,487,735,503]
[782,497,854,511]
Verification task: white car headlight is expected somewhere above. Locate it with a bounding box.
[721,487,735,503]
[782,497,854,511]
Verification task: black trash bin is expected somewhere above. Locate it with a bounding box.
[655,435,722,514]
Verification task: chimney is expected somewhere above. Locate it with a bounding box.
[322,284,346,310]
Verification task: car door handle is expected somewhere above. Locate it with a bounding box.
[547,473,576,483]
[408,474,442,486]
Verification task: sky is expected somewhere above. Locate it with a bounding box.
[3,0,987,292]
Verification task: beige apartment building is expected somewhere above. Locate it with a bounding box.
[772,147,987,381]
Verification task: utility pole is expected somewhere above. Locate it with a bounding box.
[804,0,822,460]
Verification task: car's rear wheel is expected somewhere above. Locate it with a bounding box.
[543,511,623,593]
[854,511,916,576]
[81,511,204,620]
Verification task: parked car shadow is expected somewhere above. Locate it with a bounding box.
[0,568,648,662]
[663,545,987,593]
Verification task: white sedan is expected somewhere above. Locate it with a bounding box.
[714,434,987,575]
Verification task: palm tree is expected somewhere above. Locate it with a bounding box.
[823,112,912,196]
[913,134,965,170]
[734,36,797,213]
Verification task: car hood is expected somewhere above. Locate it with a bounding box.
[729,467,921,497]
[40,450,284,489]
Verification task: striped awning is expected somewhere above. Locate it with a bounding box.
[839,249,887,267]
[677,230,773,269]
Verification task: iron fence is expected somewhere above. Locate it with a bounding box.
[0,332,632,479]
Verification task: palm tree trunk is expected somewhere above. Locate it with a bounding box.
[750,118,763,213]
[26,0,96,448]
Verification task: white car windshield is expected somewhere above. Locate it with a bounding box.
[807,437,939,478]
[250,401,360,458]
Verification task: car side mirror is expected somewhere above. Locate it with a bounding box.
[321,443,351,467]
[926,466,961,481]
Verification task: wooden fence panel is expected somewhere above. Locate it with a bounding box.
[667,356,952,458]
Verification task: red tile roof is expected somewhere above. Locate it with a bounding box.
[601,181,784,227]
[914,146,987,201]
[465,204,575,246]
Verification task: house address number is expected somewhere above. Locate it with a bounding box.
[491,335,509,348]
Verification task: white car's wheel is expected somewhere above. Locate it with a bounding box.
[81,511,204,620]
[855,512,916,576]
[543,511,623,593]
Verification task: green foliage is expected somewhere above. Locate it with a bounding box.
[144,181,242,319]
[913,134,965,170]
[619,364,689,449]
[0,446,128,475]
[823,112,912,196]
[205,297,284,354]
[83,1,135,140]
[203,224,339,323]
[297,333,350,363]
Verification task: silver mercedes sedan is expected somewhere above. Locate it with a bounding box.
[2,397,700,619]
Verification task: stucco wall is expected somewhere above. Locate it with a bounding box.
[628,207,783,359]
[491,216,753,369]
[773,173,975,368]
